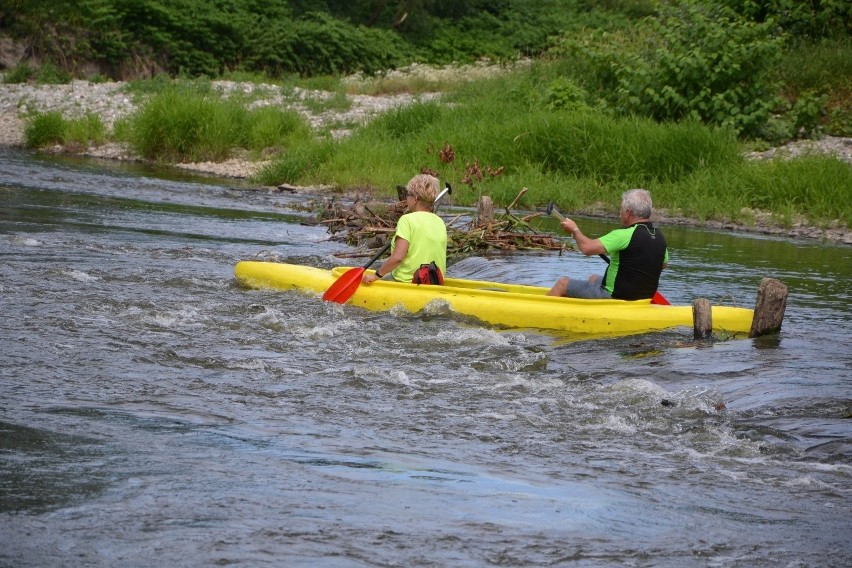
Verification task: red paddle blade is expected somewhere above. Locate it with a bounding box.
[322,267,365,303]
[651,291,671,305]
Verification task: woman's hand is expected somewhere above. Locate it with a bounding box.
[362,272,379,285]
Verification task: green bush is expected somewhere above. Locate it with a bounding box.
[773,38,852,137]
[720,0,852,40]
[619,2,784,137]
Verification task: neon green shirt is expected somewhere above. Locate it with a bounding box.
[391,211,447,282]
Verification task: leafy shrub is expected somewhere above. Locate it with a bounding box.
[288,12,409,76]
[789,92,829,139]
[545,78,593,112]
[558,1,786,139]
[773,37,852,138]
[720,0,852,40]
[622,2,784,137]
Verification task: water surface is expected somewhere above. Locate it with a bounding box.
[1,148,850,567]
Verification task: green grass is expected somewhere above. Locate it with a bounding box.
[21,61,851,231]
[64,113,106,147]
[124,84,312,162]
[23,111,105,149]
[253,64,850,229]
[23,111,65,148]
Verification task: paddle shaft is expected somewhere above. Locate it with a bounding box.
[362,241,392,271]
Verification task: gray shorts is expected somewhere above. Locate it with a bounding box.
[566,275,612,299]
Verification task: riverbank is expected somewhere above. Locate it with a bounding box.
[1,80,850,244]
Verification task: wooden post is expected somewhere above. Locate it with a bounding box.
[749,278,788,338]
[477,196,494,227]
[693,298,713,339]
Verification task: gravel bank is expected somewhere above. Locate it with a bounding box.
[0,79,439,177]
[1,79,849,243]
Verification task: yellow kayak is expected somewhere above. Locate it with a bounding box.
[234,261,754,338]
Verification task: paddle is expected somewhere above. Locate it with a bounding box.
[545,202,671,305]
[322,183,452,304]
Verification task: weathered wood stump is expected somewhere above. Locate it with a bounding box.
[749,278,788,338]
[477,196,494,227]
[692,298,713,339]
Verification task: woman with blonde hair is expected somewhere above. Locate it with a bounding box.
[362,173,448,284]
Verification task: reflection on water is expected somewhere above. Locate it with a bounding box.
[1,148,850,567]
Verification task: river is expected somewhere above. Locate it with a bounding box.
[1,147,850,567]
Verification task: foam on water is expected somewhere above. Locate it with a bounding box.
[63,269,99,282]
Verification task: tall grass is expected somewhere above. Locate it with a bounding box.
[64,113,106,147]
[125,85,311,162]
[24,111,65,148]
[255,64,850,228]
[24,111,105,149]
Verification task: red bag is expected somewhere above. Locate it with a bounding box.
[412,261,444,285]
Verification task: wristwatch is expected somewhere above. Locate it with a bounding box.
[374,269,383,278]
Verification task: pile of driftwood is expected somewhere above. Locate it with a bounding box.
[313,187,565,259]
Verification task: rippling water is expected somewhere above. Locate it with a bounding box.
[1,148,850,567]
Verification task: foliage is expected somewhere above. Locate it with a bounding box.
[8,0,852,230]
[254,63,849,228]
[22,109,106,149]
[23,110,65,148]
[0,0,649,79]
[285,11,409,76]
[124,81,312,162]
[557,1,787,138]
[774,37,852,136]
[719,0,852,40]
[2,62,35,84]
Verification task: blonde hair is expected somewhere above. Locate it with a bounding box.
[406,174,440,206]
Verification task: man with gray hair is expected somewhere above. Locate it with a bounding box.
[547,189,668,300]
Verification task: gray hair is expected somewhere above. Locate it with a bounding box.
[621,188,653,219]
